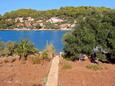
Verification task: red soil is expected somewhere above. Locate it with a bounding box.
[0,60,50,86]
[59,59,115,86]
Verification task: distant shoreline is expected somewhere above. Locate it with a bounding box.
[0,28,71,31]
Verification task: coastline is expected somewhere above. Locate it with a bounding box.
[0,28,71,31]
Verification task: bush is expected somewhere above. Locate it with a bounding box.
[41,43,55,60]
[15,40,38,60]
[96,53,107,62]
[41,50,48,60]
[0,41,16,57]
[62,62,72,70]
[86,64,102,71]
[6,41,16,56]
[41,75,48,86]
[30,55,41,64]
[0,40,40,63]
[0,41,17,57]
[63,13,115,62]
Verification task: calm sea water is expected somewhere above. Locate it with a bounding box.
[0,30,68,53]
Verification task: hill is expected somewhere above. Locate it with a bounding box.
[0,6,114,30]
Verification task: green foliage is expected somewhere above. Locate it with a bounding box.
[0,41,10,56]
[0,41,5,51]
[6,41,16,56]
[96,53,107,62]
[86,64,102,71]
[15,40,38,60]
[0,6,114,29]
[41,50,48,59]
[0,48,10,57]
[63,11,115,62]
[30,55,41,64]
[3,9,39,18]
[0,40,38,59]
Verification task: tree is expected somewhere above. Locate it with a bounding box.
[0,6,114,29]
[63,12,115,62]
[15,40,38,60]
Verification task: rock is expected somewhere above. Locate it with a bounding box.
[79,54,89,61]
[13,55,20,60]
[3,57,16,63]
[84,55,88,60]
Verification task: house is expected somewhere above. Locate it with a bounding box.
[6,18,12,21]
[36,20,43,23]
[46,17,64,23]
[16,23,24,27]
[26,17,34,22]
[59,24,71,29]
[15,17,24,23]
[71,24,76,28]
[25,21,32,27]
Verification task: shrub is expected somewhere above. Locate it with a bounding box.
[41,43,55,60]
[0,40,40,63]
[15,40,38,60]
[0,41,5,50]
[86,64,102,71]
[30,55,41,64]
[6,41,16,56]
[1,48,10,56]
[63,13,115,62]
[0,41,5,56]
[41,50,48,60]
[62,62,72,70]
[96,53,107,62]
[0,41,16,57]
[41,75,48,86]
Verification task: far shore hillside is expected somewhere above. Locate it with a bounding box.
[0,6,114,30]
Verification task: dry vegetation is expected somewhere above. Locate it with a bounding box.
[0,41,55,86]
[59,58,115,86]
[0,60,51,86]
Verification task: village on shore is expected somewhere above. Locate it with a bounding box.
[1,17,75,30]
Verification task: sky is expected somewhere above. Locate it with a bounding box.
[0,0,115,14]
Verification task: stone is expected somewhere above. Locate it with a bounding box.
[3,57,16,63]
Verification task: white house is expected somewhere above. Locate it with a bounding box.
[46,17,64,23]
[27,17,34,22]
[15,17,24,23]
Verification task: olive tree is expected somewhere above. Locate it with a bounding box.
[63,12,115,62]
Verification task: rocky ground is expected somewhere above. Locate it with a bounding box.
[0,60,50,86]
[59,59,115,86]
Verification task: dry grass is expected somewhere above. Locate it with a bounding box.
[62,62,72,70]
[86,64,102,71]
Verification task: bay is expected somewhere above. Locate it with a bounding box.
[0,30,68,53]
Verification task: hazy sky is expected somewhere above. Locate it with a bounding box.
[0,0,115,14]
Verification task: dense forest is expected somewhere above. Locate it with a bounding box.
[0,6,114,29]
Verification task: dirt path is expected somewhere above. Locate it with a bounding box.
[46,55,59,86]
